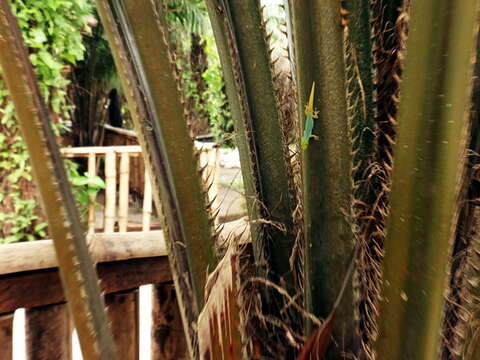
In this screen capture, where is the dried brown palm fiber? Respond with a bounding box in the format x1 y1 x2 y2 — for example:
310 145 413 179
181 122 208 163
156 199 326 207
442 203 480 359
199 245 241 359
352 1 410 359
199 238 260 359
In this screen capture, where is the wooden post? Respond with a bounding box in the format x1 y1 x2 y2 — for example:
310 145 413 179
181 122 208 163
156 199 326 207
151 283 187 359
88 152 96 234
0 312 13 360
25 303 71 360
104 150 117 232
106 290 139 360
143 170 152 232
118 152 130 232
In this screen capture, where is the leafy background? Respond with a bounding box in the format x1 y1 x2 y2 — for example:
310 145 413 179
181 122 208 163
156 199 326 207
0 0 93 243
0 0 230 243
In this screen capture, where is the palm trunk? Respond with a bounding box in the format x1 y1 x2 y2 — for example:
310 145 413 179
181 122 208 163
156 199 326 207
289 0 355 357
442 29 480 360
205 0 297 292
374 0 479 358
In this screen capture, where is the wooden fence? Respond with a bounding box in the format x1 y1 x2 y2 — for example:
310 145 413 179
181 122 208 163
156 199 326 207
0 232 186 359
0 218 250 359
0 143 220 359
61 143 219 233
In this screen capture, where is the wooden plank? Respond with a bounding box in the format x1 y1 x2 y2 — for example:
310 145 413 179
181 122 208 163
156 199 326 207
25 303 71 360
104 150 117 232
0 257 171 314
118 152 130 232
103 124 137 138
88 152 96 234
143 170 153 232
106 290 139 360
0 219 250 276
61 142 213 157
61 145 142 157
0 313 13 360
151 283 187 359
0 231 166 276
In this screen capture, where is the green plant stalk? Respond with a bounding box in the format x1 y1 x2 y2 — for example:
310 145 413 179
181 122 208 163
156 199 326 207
374 0 479 358
0 3 117 359
205 1 296 287
290 0 355 355
95 0 217 356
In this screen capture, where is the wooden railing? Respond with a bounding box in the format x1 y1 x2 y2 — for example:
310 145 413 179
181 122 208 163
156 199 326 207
0 232 186 359
61 143 219 233
0 143 221 359
0 218 250 360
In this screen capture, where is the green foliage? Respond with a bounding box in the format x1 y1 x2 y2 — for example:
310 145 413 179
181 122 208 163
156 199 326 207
165 0 208 36
65 159 105 220
9 0 93 107
203 36 232 146
0 0 94 243
0 197 46 243
164 0 232 145
180 41 232 146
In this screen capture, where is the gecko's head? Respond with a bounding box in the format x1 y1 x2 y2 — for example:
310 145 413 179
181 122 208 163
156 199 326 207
301 139 308 150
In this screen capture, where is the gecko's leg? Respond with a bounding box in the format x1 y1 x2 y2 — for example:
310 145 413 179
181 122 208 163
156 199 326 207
310 135 320 141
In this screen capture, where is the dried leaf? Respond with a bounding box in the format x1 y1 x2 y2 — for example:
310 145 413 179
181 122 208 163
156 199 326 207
296 312 334 360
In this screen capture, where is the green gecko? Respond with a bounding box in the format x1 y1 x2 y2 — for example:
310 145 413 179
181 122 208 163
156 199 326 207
301 82 319 150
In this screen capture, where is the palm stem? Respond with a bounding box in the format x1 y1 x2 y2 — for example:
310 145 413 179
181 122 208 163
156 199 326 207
374 1 479 358
205 0 296 289
289 0 355 356
96 1 217 356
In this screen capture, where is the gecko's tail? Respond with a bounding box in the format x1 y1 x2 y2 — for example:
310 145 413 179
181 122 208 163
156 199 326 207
305 81 316 116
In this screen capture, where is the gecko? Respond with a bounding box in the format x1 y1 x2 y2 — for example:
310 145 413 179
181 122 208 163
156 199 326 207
301 82 319 150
